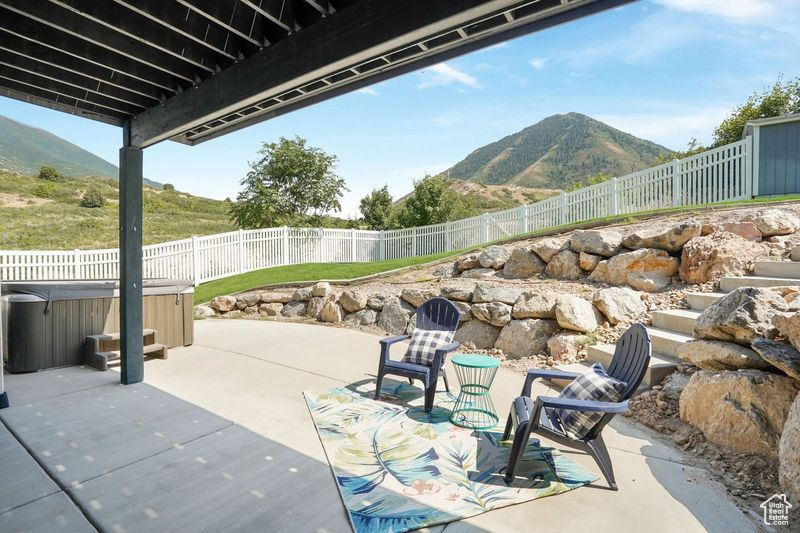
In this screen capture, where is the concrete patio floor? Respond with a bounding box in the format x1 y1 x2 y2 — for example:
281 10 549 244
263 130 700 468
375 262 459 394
0 319 760 532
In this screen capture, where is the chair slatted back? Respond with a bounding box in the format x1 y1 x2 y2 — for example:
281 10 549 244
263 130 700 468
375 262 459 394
606 323 651 400
416 297 460 333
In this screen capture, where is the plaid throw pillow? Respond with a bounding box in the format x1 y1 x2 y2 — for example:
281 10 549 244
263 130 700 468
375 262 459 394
402 328 454 366
556 363 627 439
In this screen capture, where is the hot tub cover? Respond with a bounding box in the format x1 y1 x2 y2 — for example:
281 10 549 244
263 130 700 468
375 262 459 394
1 279 193 304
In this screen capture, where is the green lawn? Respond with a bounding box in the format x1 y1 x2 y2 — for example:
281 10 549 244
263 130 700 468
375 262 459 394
194 251 463 303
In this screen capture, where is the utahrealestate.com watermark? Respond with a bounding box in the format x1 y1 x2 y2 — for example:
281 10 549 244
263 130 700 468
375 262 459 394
761 494 792 527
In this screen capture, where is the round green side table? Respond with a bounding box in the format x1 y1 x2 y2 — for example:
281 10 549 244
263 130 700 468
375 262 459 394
450 354 501 430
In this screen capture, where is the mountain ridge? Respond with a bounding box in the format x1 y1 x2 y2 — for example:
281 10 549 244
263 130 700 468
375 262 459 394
443 112 672 189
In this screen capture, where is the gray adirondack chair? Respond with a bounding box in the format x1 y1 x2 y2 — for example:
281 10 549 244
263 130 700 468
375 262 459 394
374 297 461 413
502 323 651 490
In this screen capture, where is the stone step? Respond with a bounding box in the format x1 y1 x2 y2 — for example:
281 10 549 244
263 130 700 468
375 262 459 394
753 261 800 279
651 309 701 336
586 344 679 387
647 327 693 358
685 292 725 311
719 275 800 292
792 246 800 261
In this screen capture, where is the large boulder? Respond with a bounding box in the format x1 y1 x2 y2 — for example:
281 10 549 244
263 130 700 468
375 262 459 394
679 232 769 284
779 394 800 503
258 303 284 317
311 282 331 298
306 297 325 318
210 295 237 313
694 287 789 345
281 301 307 317
456 255 480 272
502 248 545 278
752 338 800 381
589 248 678 292
339 290 368 313
453 301 472 322
292 288 312 301
544 250 582 280
744 208 800 237
679 369 800 457
461 268 497 279
495 319 560 358
194 305 216 318
401 288 436 308
547 332 589 362
774 312 800 351
343 308 379 326
555 295 601 332
512 292 558 319
260 291 293 304
676 340 771 370
377 301 413 335
478 245 511 269
592 287 646 325
440 286 473 302
579 252 602 272
472 284 524 305
432 262 458 278
320 301 344 323
701 222 763 242
471 302 512 327
621 220 701 253
569 229 622 257
237 292 261 308
530 236 569 263
454 319 501 350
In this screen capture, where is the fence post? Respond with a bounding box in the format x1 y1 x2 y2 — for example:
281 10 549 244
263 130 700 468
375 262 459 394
444 222 451 252
282 226 289 265
350 228 357 262
609 178 618 216
481 213 489 243
559 192 567 226
191 235 200 286
237 229 244 274
411 227 417 257
520 205 529 234
745 134 754 198
379 231 385 261
672 158 681 207
73 249 81 279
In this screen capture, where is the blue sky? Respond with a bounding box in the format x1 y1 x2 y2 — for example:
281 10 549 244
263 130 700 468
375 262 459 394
2 0 799 217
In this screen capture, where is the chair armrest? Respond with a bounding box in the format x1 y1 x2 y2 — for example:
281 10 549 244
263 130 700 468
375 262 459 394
435 341 460 355
430 341 461 370
379 335 410 362
537 395 629 414
521 369 582 397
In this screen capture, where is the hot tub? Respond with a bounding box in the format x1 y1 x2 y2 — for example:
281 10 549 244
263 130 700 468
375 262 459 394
1 279 194 373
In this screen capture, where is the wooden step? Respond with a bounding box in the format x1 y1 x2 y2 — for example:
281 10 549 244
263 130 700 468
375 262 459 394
719 275 800 292
685 292 725 311
86 343 167 371
753 261 800 279
86 328 156 343
651 309 701 336
586 344 679 388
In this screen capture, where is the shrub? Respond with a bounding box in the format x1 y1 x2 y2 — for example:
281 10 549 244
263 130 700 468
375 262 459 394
38 165 60 181
163 183 175 191
80 187 106 208
32 182 58 198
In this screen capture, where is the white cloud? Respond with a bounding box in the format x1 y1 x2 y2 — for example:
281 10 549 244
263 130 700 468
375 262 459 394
653 0 775 21
355 87 379 95
417 63 482 89
529 57 547 71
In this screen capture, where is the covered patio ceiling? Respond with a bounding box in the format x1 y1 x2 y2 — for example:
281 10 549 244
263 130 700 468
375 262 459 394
0 0 632 148
0 0 632 389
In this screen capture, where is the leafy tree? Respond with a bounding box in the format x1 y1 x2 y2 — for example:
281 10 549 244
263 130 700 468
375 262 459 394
565 172 613 192
229 136 347 228
80 187 106 208
713 77 800 147
162 183 175 191
38 165 60 181
396 175 475 227
359 185 395 230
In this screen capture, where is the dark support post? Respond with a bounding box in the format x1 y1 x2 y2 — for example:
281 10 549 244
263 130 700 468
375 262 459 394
119 122 144 385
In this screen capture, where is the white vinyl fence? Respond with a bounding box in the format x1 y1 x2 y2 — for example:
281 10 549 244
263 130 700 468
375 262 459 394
0 138 753 285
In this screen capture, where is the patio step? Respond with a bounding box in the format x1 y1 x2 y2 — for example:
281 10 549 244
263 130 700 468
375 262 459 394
86 343 168 372
792 246 800 261
651 309 701 336
646 327 692 358
685 292 725 311
719 275 800 291
586 344 679 387
753 260 800 278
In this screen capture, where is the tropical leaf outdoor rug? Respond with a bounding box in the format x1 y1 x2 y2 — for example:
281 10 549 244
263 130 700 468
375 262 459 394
303 380 598 533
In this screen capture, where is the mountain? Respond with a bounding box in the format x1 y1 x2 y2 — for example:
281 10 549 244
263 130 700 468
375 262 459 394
443 112 671 189
0 115 162 188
